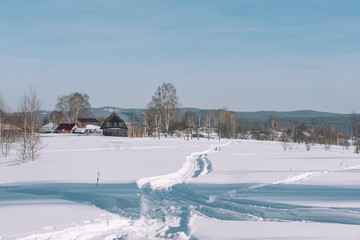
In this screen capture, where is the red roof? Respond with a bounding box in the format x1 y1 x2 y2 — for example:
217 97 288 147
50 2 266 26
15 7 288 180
56 123 76 131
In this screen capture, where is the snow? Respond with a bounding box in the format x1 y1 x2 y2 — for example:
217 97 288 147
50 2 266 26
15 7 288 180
191 217 360 240
1 136 360 239
85 124 100 130
74 128 86 133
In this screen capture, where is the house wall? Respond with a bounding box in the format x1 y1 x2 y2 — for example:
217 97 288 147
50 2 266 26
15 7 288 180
103 128 127 137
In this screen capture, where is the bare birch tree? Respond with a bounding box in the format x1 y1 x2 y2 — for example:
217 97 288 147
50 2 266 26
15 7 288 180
265 118 280 141
16 90 43 162
351 113 360 153
146 83 179 134
0 93 5 155
0 94 8 156
214 108 239 139
0 94 17 157
56 92 90 123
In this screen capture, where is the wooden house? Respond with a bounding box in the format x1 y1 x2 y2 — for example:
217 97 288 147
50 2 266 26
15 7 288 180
101 113 128 137
56 123 77 133
75 118 102 134
76 118 100 128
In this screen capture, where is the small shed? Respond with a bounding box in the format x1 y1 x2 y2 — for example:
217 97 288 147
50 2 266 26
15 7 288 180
56 123 77 133
101 113 128 137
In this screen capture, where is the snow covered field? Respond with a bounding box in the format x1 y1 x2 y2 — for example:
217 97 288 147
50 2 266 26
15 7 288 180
1 135 360 239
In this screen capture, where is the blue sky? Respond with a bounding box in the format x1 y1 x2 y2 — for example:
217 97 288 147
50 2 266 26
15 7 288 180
0 0 359 113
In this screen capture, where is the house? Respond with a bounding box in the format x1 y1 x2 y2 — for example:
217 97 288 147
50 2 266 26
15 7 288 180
74 124 102 135
101 113 128 137
40 122 58 133
74 128 86 134
76 118 100 128
56 123 77 133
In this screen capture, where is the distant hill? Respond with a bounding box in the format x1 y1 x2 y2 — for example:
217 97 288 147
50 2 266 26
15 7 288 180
235 110 349 119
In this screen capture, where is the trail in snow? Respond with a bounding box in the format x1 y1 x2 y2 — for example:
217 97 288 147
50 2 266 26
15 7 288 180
136 143 228 190
237 163 360 193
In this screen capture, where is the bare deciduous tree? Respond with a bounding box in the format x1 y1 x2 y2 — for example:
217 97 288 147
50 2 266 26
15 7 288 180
351 113 360 154
0 93 5 155
50 110 64 124
281 132 290 151
214 108 239 139
265 117 280 141
16 90 43 163
0 94 18 157
146 83 179 134
56 92 90 123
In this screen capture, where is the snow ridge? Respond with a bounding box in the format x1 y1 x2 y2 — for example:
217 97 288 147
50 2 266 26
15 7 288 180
136 143 229 190
272 164 360 185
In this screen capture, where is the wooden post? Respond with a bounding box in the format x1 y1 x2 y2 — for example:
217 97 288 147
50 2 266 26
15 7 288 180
186 117 190 141
155 114 158 139
132 114 135 138
198 116 200 140
219 122 221 141
96 172 100 188
158 114 161 139
143 113 146 137
207 115 210 140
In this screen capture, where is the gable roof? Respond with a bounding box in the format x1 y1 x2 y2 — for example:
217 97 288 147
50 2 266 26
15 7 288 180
101 113 128 129
77 118 99 124
56 123 76 131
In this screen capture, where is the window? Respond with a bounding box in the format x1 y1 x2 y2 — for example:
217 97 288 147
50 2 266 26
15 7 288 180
107 122 111 127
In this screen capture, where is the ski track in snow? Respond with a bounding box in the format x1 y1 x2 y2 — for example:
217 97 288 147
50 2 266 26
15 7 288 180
272 163 360 185
136 143 229 190
3 141 360 240
238 163 360 193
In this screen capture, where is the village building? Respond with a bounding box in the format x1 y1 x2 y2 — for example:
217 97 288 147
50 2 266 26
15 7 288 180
101 113 128 137
40 122 58 133
101 112 147 137
56 123 77 133
76 118 100 128
75 118 102 134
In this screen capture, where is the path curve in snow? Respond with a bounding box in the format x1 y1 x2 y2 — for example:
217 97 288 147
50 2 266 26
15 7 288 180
136 142 231 190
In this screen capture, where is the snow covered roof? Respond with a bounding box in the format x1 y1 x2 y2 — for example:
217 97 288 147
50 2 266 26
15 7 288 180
74 128 86 133
85 124 101 130
41 122 58 130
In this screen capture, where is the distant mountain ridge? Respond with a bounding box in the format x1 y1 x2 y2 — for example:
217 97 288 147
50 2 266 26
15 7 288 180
88 106 350 119
86 107 351 133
